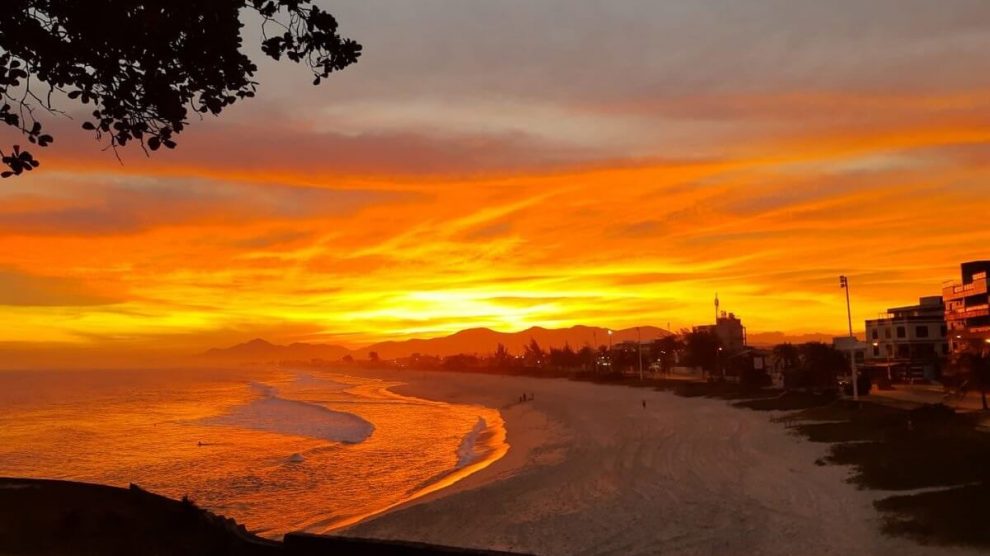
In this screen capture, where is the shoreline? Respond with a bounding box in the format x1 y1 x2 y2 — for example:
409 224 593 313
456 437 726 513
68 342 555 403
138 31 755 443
345 370 983 556
322 375 513 532
334 369 562 531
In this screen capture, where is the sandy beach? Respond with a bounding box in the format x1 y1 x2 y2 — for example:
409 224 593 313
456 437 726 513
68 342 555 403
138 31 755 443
347 371 980 556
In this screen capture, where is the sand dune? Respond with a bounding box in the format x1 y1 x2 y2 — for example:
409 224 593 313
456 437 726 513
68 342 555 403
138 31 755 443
347 371 980 556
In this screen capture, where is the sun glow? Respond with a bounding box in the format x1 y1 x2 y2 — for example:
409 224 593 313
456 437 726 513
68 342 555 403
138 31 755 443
1 4 989 360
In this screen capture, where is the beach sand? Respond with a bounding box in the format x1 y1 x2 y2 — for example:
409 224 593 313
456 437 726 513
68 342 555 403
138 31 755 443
347 371 980 556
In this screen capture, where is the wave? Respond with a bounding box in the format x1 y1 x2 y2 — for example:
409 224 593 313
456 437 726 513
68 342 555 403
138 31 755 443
404 416 501 496
456 417 490 468
204 382 374 444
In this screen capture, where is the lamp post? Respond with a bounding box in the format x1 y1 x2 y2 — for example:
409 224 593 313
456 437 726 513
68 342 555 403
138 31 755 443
840 275 859 400
607 329 613 371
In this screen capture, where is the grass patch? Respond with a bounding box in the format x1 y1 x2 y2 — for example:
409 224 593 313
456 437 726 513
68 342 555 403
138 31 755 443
773 400 990 547
733 391 836 411
875 483 990 548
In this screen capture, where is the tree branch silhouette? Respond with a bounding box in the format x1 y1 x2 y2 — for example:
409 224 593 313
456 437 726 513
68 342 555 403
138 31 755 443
0 1 361 178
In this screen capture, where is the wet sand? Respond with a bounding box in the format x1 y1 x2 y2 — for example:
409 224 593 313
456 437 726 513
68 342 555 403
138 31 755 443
347 370 980 556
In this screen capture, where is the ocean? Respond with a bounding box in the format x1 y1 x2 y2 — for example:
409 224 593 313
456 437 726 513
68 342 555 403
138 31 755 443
0 367 507 537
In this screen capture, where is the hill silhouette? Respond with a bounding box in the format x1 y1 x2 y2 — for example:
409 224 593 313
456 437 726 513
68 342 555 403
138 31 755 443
199 338 351 364
202 325 673 363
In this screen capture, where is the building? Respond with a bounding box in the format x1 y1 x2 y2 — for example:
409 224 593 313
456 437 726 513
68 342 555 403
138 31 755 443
943 261 990 353
694 311 746 352
865 296 948 363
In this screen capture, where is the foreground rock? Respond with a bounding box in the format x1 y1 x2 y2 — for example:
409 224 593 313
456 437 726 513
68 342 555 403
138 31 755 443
0 478 525 556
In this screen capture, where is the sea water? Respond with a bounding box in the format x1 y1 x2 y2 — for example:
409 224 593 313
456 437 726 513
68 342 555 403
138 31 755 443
0 367 507 537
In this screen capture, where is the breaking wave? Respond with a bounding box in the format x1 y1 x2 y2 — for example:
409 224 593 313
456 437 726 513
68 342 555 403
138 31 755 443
204 382 374 444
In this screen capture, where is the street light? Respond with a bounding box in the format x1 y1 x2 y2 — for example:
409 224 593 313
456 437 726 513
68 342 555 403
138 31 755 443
607 329 613 370
840 275 860 400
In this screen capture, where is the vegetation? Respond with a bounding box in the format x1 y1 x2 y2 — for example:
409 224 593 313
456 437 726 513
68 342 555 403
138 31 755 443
0 478 517 555
949 352 990 410
680 328 721 375
776 401 990 548
0 1 360 177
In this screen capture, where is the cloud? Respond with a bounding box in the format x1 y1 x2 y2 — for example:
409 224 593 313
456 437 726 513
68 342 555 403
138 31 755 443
0 176 412 236
0 268 120 307
0 0 989 351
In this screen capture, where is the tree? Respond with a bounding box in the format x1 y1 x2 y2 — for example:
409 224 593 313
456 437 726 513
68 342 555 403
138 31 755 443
443 353 480 371
492 343 511 369
548 343 577 370
0 1 361 177
681 329 721 376
523 338 545 368
955 352 990 410
651 335 683 374
368 351 379 363
792 342 847 392
577 344 595 371
771 343 800 373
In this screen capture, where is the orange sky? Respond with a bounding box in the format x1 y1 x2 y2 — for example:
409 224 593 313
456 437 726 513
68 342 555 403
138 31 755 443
1 1 989 356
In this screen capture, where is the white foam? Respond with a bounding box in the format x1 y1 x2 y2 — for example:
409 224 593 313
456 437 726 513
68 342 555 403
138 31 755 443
205 383 374 444
456 417 489 468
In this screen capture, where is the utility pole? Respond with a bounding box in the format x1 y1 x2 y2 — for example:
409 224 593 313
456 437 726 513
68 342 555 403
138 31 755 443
637 326 644 380
840 275 859 400
608 329 613 371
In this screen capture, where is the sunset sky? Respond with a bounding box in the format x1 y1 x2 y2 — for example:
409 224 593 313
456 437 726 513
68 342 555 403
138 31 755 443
1 0 989 357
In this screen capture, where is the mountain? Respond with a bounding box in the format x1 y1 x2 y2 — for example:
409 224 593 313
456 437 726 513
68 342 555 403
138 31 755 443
353 325 672 359
200 326 843 365
199 325 674 364
198 338 351 364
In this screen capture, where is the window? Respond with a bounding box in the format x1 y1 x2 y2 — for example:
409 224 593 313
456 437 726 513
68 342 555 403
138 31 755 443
916 326 929 338
897 344 910 357
873 346 880 356
940 325 947 337
886 344 893 356
871 329 878 339
896 326 906 338
885 328 891 339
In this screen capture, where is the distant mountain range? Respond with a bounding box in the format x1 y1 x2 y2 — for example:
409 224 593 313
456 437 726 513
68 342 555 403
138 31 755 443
199 325 672 363
199 325 840 364
199 338 352 364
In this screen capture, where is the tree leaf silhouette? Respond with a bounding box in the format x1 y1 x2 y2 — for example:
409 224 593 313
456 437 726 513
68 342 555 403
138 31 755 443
0 1 361 178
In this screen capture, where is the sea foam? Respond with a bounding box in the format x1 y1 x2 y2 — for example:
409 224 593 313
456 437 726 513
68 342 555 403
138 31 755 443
205 382 374 444
456 417 490 468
